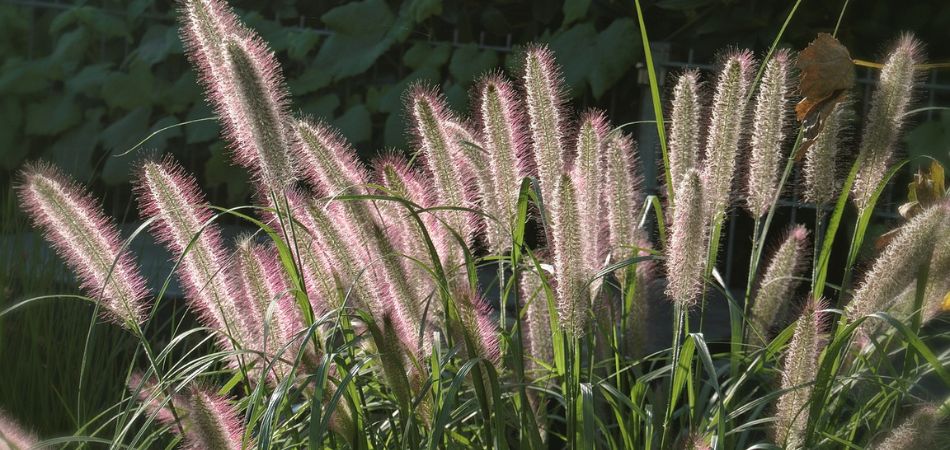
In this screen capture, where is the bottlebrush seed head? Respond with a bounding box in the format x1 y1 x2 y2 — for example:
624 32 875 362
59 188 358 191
775 298 826 449
135 158 243 347
524 45 568 223
187 386 248 450
552 173 587 336
872 405 941 449
476 74 532 253
521 269 554 378
748 225 809 345
127 372 183 428
922 218 950 322
668 70 702 191
702 50 755 221
17 163 148 328
453 286 501 368
0 408 38 450
179 0 294 191
853 34 922 211
409 85 474 248
293 118 370 197
572 111 610 275
372 153 452 270
847 203 947 323
747 50 791 216
234 236 307 382
665 169 708 308
602 132 644 265
804 100 852 205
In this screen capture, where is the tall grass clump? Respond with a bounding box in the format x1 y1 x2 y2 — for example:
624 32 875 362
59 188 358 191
3 1 948 448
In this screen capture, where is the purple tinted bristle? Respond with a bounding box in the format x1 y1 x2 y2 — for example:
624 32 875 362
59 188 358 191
293 118 371 197
179 0 294 190
127 372 181 426
17 162 149 328
135 157 244 350
187 385 249 450
0 407 39 449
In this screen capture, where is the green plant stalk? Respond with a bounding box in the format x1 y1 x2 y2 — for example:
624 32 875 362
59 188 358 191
633 0 674 204
834 160 910 304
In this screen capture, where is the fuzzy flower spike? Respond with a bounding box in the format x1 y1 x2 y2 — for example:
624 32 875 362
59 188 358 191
476 74 531 253
409 86 476 251
668 70 702 191
665 169 708 308
774 298 826 448
18 163 148 328
746 50 791 216
702 50 755 222
0 408 39 450
524 46 569 226
129 375 250 450
846 202 948 324
135 158 245 350
179 0 295 191
852 35 922 211
748 225 809 344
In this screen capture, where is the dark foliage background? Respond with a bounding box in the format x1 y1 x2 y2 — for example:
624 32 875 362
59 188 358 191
1 0 950 438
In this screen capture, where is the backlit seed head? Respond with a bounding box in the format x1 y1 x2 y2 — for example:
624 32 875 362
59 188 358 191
774 298 826 448
0 408 38 450
853 35 922 211
847 203 947 323
804 100 852 205
552 174 587 336
665 169 708 308
747 50 791 216
748 225 809 345
668 70 702 191
18 163 148 328
871 405 941 449
135 158 243 349
702 50 755 221
524 45 569 226
475 73 532 252
179 0 295 191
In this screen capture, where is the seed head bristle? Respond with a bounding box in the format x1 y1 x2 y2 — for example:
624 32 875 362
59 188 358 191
748 224 809 345
847 203 947 324
17 162 149 328
665 169 708 308
668 70 702 191
524 45 569 231
747 50 791 216
804 100 852 205
552 173 587 336
853 34 923 211
774 298 826 449
476 73 532 252
702 50 755 221
179 0 295 191
0 408 38 450
135 157 244 350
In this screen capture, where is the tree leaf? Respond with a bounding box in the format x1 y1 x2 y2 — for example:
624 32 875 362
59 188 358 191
404 42 452 71
449 44 498 84
100 63 155 110
562 0 591 26
333 104 372 144
25 95 81 136
0 99 25 170
206 142 250 204
100 107 151 184
47 120 100 181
